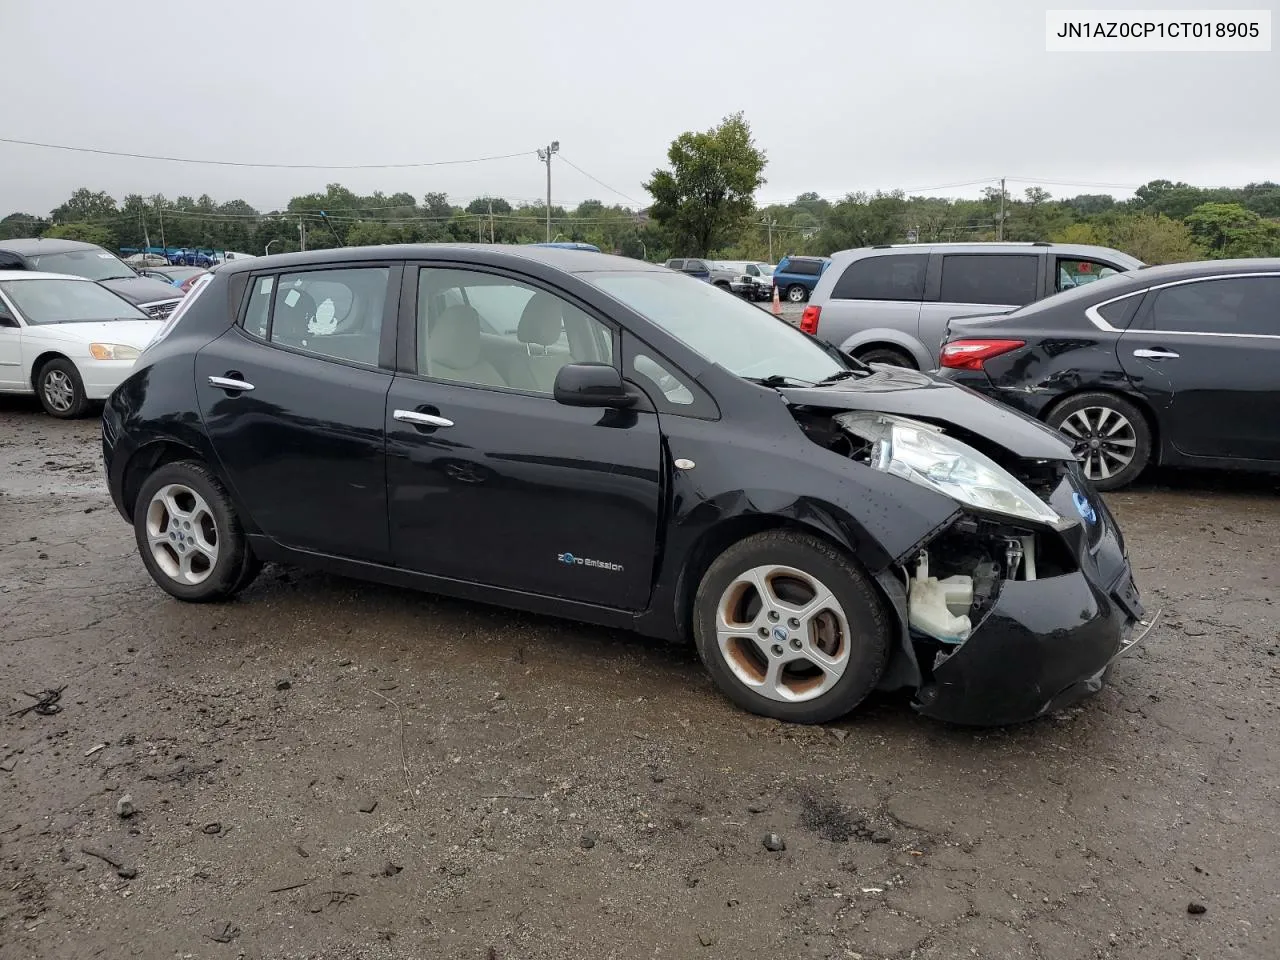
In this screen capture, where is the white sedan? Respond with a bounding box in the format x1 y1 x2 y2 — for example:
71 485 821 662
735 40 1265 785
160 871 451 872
0 270 164 418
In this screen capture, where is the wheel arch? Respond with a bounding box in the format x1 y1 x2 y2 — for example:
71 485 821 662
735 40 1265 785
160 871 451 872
1042 387 1162 466
838 331 930 370
29 350 73 390
119 439 207 524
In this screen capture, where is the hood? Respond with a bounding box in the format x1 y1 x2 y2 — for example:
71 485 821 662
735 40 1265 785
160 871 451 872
33 319 165 350
780 366 1074 461
99 276 183 305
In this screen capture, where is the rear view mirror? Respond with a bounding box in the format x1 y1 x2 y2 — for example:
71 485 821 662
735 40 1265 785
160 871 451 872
554 362 636 408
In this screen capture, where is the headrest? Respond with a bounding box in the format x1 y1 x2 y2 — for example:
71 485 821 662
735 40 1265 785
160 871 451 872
273 288 317 338
517 292 563 347
430 304 482 370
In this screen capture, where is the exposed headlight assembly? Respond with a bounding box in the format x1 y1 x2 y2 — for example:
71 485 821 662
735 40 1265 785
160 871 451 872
835 411 1061 526
88 343 140 361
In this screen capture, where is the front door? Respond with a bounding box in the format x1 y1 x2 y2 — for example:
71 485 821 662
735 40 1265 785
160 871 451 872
385 264 663 610
1119 274 1280 462
0 292 24 390
193 264 400 561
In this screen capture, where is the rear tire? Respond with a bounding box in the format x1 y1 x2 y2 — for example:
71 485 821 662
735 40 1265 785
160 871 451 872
133 460 260 602
786 284 808 303
692 530 892 724
857 347 916 369
1045 392 1151 491
35 358 89 419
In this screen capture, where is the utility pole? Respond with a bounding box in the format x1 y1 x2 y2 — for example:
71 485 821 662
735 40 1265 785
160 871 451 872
488 199 494 243
762 216 777 262
997 177 1006 241
156 201 166 253
299 217 306 252
536 141 559 242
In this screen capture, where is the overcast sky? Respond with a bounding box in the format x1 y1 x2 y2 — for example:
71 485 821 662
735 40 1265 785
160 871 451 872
3 0 1277 217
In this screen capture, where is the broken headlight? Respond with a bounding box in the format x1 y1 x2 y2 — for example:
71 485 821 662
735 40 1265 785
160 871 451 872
834 412 1061 526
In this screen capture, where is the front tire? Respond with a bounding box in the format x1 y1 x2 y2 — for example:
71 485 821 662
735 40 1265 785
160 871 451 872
36 358 89 419
857 347 915 369
692 531 892 724
785 284 808 303
1045 392 1151 491
133 461 260 602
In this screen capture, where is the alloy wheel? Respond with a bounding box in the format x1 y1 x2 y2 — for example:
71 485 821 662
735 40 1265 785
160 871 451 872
1057 405 1137 482
715 564 851 703
144 483 220 585
42 370 75 413
787 286 806 303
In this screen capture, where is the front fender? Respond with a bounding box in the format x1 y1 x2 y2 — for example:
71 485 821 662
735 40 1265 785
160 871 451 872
839 329 932 370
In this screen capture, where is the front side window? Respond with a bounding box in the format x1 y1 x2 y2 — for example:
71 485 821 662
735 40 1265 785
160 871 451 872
417 268 613 394
1057 257 1122 292
587 270 844 385
1143 277 1280 335
831 253 928 301
940 254 1039 306
267 267 388 366
0 278 149 325
28 249 137 282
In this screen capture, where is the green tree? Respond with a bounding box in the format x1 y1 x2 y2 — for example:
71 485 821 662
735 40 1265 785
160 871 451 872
1052 222 1111 246
644 112 767 256
44 222 115 246
1185 202 1280 258
1108 214 1205 264
0 212 47 240
49 188 118 224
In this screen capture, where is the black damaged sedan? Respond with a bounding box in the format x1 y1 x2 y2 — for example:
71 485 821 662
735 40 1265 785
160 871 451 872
102 245 1154 726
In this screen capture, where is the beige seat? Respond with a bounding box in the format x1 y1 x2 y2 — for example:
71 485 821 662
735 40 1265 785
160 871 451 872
426 304 505 387
517 292 570 393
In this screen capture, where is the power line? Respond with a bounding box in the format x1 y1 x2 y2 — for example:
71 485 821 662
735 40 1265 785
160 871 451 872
557 155 645 207
0 136 537 170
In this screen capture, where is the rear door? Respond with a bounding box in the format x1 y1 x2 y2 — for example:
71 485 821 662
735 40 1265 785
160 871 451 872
823 252 927 352
1118 274 1280 461
193 263 400 562
921 253 1041 365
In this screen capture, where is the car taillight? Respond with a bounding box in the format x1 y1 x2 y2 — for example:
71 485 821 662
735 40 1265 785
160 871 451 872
939 338 1025 371
800 305 821 334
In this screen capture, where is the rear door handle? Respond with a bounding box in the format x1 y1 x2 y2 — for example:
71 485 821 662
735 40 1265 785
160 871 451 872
1132 348 1179 360
393 409 454 428
208 375 255 391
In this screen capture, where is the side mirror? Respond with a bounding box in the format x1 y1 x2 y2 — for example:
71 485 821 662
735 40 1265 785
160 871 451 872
554 362 636 408
0 308 18 328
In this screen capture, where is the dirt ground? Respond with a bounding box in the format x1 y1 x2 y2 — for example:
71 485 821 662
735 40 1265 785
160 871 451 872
2 396 1278 960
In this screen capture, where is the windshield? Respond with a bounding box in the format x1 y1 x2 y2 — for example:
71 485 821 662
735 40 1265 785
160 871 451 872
28 249 137 281
0 279 149 325
586 270 846 384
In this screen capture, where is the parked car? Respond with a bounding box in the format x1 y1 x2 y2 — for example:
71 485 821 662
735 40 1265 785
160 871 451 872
772 255 831 303
102 244 1151 727
664 258 740 290
124 252 171 268
0 270 162 417
937 258 1280 490
0 239 184 322
800 242 1143 369
719 261 775 300
139 265 209 293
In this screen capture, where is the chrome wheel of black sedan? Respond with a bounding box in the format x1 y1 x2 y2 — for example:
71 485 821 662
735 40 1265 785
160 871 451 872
103 245 1149 726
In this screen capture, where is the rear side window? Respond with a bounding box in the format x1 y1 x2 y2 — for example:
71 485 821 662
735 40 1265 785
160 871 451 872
1140 277 1280 335
266 267 389 366
831 254 927 301
940 254 1039 306
1095 294 1142 328
784 259 823 276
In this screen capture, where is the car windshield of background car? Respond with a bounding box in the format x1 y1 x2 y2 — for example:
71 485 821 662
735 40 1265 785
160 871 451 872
28 250 137 282
588 270 845 384
0 279 150 325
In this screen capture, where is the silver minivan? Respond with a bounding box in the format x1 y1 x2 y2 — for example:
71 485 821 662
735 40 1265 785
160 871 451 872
799 242 1144 369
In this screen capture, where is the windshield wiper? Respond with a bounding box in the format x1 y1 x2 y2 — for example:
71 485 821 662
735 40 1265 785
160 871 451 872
746 374 815 387
814 369 870 385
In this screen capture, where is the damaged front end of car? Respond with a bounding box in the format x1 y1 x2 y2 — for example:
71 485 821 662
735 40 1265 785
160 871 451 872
783 378 1156 726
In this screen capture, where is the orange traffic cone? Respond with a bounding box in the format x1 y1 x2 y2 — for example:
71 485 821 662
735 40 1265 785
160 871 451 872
771 285 782 316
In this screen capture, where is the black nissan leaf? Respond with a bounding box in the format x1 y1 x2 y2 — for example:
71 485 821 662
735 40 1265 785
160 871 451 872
102 245 1155 726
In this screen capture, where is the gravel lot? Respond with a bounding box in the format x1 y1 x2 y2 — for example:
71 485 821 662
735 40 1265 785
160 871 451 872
2 396 1278 960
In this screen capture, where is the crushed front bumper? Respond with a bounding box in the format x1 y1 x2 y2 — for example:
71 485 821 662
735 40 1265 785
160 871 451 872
910 473 1153 726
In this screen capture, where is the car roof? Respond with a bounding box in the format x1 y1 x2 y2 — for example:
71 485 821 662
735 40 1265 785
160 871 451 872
827 241 1143 264
0 237 101 255
0 269 91 282
213 243 664 276
1089 257 1280 288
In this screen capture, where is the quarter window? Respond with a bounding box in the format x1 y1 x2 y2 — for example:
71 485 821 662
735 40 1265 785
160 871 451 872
266 268 389 366
830 254 928 301
416 268 614 394
1143 277 1280 335
939 254 1039 306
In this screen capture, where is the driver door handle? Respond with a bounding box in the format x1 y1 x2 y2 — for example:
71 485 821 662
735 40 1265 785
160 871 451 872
1133 348 1179 360
208 375 255 391
394 409 454 428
